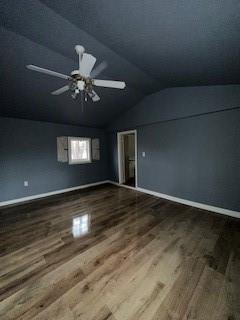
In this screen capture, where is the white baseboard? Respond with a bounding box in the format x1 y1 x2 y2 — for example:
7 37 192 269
0 180 109 207
108 181 240 219
2 180 239 219
107 180 137 191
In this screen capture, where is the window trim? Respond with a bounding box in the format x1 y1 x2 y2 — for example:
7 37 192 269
68 137 92 164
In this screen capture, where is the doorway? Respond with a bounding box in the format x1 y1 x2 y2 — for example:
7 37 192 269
117 130 137 188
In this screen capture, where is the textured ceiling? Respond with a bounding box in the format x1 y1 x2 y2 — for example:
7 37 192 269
0 1 240 127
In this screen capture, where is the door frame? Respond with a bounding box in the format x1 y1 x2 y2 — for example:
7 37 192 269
117 129 138 188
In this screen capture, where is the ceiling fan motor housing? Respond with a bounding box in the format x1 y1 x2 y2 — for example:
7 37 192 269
71 70 81 77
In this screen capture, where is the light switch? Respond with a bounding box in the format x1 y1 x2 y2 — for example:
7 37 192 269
142 152 146 157
24 181 28 187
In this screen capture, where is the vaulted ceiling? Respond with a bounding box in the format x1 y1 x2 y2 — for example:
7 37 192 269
0 1 240 127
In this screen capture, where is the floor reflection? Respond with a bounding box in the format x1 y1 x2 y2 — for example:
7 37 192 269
72 214 90 238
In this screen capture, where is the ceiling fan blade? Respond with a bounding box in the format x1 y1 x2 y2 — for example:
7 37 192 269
90 61 107 78
51 85 69 95
88 90 100 102
79 53 96 77
26 65 70 80
93 79 126 89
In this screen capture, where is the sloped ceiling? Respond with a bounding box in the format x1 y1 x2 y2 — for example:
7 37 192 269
0 1 240 127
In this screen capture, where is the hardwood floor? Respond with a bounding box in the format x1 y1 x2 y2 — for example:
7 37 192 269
0 184 240 320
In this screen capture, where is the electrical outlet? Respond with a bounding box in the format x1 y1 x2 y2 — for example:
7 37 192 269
24 181 28 187
142 152 146 157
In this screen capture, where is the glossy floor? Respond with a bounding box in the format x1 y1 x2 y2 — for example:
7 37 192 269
0 184 240 320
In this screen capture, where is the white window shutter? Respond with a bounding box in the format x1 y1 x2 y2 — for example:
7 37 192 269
57 136 68 162
92 138 100 160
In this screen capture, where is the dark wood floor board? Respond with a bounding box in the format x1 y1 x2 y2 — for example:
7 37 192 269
0 184 239 320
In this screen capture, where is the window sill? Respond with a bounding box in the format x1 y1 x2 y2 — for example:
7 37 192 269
69 161 92 165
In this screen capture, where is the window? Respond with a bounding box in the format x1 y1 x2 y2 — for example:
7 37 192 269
68 137 91 164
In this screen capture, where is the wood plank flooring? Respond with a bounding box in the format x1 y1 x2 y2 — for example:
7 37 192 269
0 184 240 320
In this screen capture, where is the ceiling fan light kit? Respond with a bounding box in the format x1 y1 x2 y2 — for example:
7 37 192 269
26 45 126 105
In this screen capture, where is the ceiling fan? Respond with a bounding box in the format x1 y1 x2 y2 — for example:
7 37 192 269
26 45 126 103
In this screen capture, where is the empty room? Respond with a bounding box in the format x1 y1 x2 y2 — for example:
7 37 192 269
0 1 240 319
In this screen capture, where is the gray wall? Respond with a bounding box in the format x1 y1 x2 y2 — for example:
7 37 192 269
0 117 108 202
108 85 240 211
